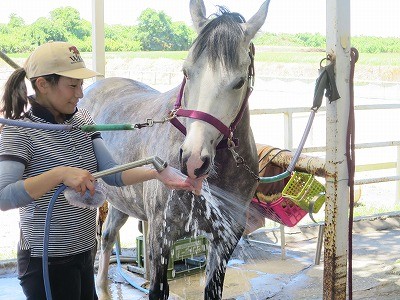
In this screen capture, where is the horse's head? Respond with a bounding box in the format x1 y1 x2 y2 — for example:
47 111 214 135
177 0 271 179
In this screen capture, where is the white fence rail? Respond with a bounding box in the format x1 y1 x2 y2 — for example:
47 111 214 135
250 103 400 201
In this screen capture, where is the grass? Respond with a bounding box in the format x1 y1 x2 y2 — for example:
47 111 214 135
254 50 400 67
104 50 400 67
105 51 188 60
354 203 400 218
254 51 325 64
355 52 400 66
5 48 400 67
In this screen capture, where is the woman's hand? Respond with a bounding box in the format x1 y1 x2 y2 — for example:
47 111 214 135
24 166 96 200
59 167 96 196
155 165 203 194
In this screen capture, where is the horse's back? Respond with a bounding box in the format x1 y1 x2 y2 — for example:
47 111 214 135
85 77 160 98
79 76 182 164
81 77 162 118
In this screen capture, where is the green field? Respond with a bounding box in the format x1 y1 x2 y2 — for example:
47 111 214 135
103 46 400 66
6 48 400 67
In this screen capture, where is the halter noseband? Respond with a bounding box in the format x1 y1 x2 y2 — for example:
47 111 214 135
169 43 255 149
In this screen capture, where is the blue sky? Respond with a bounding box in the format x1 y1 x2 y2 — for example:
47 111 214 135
1 0 399 37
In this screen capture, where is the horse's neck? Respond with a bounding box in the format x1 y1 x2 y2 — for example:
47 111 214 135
235 106 255 150
214 105 258 182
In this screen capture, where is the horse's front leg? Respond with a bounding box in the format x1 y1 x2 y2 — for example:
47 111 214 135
147 210 176 300
204 226 243 299
147 220 175 300
96 206 129 300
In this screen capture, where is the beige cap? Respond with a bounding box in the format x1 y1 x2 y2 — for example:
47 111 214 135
24 41 101 79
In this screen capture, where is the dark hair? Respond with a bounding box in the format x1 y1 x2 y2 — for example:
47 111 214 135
0 69 60 120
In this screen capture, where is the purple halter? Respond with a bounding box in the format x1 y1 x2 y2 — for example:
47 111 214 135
169 43 255 149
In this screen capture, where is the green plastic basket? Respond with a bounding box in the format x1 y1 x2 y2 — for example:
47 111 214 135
136 235 207 280
282 172 326 213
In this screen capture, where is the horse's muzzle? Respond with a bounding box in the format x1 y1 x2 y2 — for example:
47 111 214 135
180 148 211 178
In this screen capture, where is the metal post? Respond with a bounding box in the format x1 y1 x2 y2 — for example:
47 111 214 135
324 0 351 299
92 0 105 80
284 111 293 150
396 146 400 203
279 224 286 260
279 112 294 260
315 224 325 265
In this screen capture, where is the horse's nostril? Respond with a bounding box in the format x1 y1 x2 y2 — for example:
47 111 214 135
195 156 210 177
179 148 183 162
180 148 189 176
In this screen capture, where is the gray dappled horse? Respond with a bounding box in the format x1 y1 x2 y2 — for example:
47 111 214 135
80 0 271 299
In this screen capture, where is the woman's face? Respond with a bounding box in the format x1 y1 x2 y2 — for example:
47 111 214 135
38 76 84 119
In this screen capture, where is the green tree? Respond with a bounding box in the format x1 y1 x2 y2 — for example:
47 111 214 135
171 22 195 50
0 24 8 34
28 17 67 45
137 9 174 51
104 24 141 51
8 13 25 28
50 7 90 39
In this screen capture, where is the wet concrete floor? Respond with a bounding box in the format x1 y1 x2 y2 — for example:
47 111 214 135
2 214 400 299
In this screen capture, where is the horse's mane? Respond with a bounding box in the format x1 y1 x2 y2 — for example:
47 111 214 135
192 6 246 69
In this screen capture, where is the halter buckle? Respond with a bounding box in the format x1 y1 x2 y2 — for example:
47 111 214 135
168 108 179 120
227 132 236 148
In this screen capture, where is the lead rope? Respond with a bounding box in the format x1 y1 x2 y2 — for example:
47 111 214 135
347 47 359 300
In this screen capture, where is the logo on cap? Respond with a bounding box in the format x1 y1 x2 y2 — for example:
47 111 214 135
69 46 83 64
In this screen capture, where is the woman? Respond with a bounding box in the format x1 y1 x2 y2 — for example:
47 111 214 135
0 41 200 299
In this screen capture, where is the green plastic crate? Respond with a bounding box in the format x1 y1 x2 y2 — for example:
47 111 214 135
136 235 208 280
282 171 326 213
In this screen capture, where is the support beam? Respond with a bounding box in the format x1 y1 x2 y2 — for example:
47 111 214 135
324 0 351 299
92 0 105 80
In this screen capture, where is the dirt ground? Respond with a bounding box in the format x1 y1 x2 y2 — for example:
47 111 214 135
239 215 400 300
2 214 400 299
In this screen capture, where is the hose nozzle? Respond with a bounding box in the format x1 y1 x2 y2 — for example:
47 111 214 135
151 156 168 172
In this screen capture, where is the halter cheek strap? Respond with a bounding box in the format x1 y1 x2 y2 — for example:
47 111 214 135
169 43 255 149
169 77 244 149
170 76 233 138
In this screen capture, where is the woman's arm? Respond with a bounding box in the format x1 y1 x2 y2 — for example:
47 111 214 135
92 138 200 191
0 159 96 211
0 161 32 211
23 166 96 199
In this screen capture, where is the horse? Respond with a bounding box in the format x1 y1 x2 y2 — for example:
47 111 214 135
79 0 271 299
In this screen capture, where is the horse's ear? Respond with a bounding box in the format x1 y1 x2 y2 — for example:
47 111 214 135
242 0 271 44
190 0 208 33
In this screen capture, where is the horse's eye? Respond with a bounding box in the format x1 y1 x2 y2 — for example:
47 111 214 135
233 78 245 90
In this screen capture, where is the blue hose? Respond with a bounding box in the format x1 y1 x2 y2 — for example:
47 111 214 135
259 170 291 183
43 184 67 300
0 118 74 131
114 241 149 294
